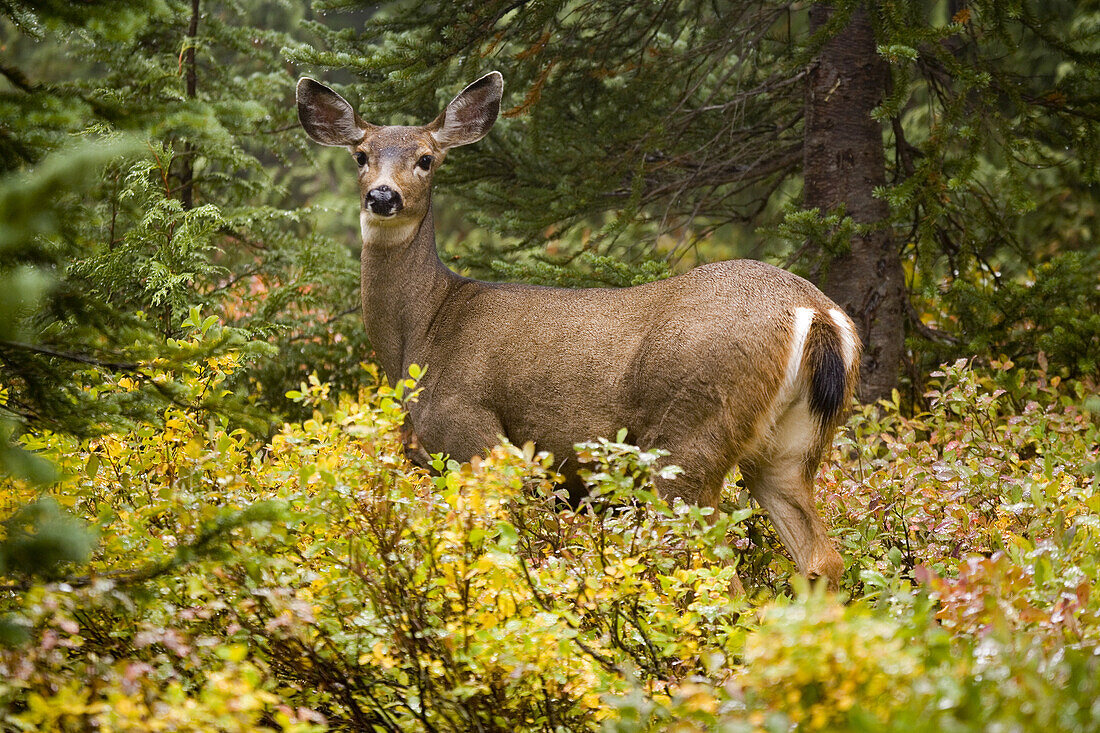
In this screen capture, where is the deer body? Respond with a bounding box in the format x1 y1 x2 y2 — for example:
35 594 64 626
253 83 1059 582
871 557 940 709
298 72 861 588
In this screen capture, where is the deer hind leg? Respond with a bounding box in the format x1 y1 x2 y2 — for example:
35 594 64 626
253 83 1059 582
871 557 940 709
742 401 844 589
400 421 433 469
652 447 745 596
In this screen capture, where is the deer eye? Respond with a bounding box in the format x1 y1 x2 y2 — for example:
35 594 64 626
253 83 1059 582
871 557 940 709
355 151 367 167
416 154 433 171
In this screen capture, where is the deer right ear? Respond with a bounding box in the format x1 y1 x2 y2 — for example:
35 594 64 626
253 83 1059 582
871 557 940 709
296 78 370 147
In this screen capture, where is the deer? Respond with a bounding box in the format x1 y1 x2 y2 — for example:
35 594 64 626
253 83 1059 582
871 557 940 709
296 71 861 591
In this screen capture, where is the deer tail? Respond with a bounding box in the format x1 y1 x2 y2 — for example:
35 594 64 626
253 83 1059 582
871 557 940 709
801 308 861 427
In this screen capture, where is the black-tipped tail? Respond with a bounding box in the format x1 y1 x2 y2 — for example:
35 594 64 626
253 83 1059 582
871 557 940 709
804 317 849 426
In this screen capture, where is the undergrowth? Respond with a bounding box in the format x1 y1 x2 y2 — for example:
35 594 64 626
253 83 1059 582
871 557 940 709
1 339 1098 731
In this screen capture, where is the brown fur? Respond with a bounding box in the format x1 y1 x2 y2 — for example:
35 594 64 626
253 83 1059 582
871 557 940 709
297 73 862 590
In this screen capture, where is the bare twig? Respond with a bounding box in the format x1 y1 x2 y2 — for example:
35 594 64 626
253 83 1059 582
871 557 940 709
905 299 961 345
0 340 140 371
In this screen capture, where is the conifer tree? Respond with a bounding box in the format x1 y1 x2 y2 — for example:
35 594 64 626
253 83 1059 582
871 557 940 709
0 0 372 443
297 0 1100 395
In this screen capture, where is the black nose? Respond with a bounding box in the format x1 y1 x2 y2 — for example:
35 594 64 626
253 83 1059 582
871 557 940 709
366 185 403 216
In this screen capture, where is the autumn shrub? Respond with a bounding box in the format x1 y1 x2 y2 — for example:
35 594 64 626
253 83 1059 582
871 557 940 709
816 359 1100 645
1 344 1098 731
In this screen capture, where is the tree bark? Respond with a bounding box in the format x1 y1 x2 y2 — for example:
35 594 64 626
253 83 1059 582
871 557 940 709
179 0 200 210
804 4 905 401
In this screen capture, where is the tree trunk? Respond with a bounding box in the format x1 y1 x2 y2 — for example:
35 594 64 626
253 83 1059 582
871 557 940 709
179 0 200 210
804 4 905 401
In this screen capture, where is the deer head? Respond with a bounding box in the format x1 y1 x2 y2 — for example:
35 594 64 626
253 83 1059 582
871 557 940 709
296 72 503 242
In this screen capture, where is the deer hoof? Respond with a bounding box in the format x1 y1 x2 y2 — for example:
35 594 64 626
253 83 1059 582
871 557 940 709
807 549 845 591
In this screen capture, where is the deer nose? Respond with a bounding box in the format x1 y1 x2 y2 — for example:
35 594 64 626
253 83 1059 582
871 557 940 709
366 185 403 216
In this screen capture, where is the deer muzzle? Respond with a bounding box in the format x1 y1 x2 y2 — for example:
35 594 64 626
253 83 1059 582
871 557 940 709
366 185 403 217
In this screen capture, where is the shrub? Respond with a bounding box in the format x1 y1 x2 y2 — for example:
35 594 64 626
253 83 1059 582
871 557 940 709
1 352 1097 730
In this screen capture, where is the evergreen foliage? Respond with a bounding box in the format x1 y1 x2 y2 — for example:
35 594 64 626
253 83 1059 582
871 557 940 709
0 0 367 622
0 0 370 445
292 0 806 263
297 0 1100 377
866 0 1100 379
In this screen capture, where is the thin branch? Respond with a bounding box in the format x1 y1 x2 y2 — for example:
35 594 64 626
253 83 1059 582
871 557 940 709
905 298 961 345
0 62 37 92
178 0 201 210
255 122 301 135
283 306 360 343
0 340 140 371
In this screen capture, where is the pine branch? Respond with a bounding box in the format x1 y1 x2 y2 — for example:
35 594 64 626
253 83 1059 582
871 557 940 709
905 300 961 346
0 62 37 92
0 341 140 371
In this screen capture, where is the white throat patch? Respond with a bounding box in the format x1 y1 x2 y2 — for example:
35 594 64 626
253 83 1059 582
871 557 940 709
360 210 418 248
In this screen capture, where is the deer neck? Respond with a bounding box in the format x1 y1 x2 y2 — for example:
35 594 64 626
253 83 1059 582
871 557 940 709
359 201 458 383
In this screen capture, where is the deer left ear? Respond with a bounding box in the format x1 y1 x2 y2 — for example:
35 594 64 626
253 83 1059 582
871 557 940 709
428 71 503 149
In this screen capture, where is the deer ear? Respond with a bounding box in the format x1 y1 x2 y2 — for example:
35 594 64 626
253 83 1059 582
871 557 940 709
296 78 371 147
428 71 503 149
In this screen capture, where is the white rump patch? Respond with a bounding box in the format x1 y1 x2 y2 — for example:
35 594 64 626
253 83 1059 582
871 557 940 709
741 306 817 461
770 398 817 460
784 307 816 394
828 308 856 371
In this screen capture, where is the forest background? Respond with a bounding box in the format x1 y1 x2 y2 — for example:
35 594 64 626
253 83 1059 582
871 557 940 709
1 0 1098 730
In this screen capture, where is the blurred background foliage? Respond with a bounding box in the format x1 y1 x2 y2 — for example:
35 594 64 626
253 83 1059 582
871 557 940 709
0 0 369 449
292 0 1099 392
